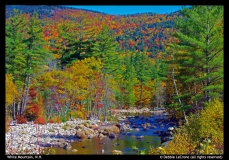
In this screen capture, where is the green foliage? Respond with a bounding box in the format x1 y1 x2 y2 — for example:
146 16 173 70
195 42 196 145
167 5 223 110
60 116 68 123
107 116 118 123
132 146 138 151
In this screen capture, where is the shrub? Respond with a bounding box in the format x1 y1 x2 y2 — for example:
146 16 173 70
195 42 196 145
70 110 84 119
48 116 61 123
16 115 27 124
60 116 68 122
148 99 224 155
5 116 10 132
34 116 46 125
24 105 39 121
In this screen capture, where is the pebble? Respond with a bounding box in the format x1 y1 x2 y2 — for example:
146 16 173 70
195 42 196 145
5 119 101 154
72 149 78 152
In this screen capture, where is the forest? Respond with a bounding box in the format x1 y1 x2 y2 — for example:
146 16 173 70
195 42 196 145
5 5 223 155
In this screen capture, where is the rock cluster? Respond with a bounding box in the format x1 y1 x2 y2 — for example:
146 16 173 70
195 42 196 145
5 119 122 155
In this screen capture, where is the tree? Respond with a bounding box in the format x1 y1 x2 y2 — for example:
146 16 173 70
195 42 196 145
133 52 152 108
53 15 95 70
6 10 50 116
170 6 223 108
6 74 19 118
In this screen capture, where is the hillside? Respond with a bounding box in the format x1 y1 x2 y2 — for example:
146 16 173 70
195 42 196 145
5 5 180 57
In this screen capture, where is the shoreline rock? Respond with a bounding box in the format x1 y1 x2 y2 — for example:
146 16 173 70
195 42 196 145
5 118 125 155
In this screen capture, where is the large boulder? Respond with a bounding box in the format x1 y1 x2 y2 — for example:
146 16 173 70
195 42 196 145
98 124 120 134
83 128 94 135
75 124 85 130
98 133 105 138
75 130 87 139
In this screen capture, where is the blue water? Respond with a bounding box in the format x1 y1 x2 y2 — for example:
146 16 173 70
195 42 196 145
53 113 177 155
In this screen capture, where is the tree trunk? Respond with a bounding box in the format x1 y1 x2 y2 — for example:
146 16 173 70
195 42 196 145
194 82 198 108
21 75 31 115
12 99 15 120
206 16 211 102
171 53 189 125
140 83 143 109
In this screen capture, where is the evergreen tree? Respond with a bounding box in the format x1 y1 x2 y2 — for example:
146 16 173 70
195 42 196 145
133 52 152 108
123 52 137 107
168 5 223 110
6 10 50 115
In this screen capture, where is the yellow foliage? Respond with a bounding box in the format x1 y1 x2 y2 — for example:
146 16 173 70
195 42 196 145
5 74 19 107
149 99 224 155
70 110 84 119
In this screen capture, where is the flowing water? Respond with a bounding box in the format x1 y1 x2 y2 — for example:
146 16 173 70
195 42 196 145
52 113 176 155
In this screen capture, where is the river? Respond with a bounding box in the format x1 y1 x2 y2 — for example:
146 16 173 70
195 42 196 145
52 113 176 155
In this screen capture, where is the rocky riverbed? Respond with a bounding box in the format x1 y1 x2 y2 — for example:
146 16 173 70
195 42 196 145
5 108 178 155
5 119 113 154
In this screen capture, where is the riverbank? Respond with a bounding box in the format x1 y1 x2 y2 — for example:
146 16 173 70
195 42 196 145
111 107 167 114
5 119 102 154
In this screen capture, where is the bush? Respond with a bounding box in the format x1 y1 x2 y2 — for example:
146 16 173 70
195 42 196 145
60 116 68 122
70 110 84 119
148 99 224 155
24 105 39 121
16 115 27 124
48 116 61 123
34 116 46 125
6 117 10 132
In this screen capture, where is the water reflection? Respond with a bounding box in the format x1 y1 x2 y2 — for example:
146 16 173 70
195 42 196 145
53 113 171 155
53 135 160 155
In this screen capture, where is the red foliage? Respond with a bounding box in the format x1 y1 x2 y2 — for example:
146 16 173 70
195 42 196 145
16 115 27 124
98 103 104 108
29 87 36 99
34 117 46 125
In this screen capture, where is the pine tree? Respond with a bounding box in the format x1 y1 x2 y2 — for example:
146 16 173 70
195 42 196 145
90 25 119 75
123 52 137 107
54 16 95 70
133 52 152 108
168 5 223 110
6 10 50 115
6 9 27 80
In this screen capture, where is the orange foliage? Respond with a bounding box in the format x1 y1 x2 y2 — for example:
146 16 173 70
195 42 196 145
48 116 61 123
34 117 46 125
